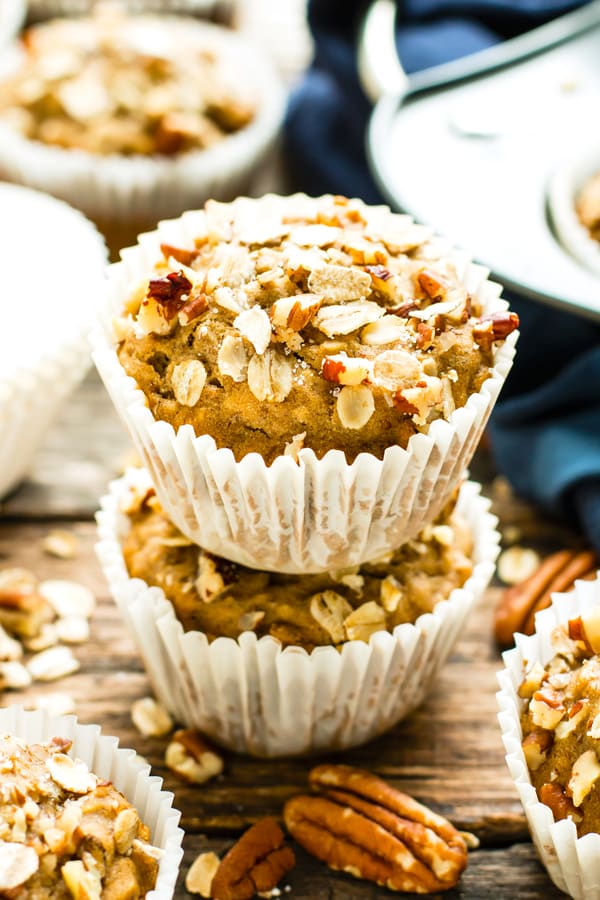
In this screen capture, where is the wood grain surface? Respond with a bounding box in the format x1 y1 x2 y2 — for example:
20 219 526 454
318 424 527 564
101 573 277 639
0 371 574 898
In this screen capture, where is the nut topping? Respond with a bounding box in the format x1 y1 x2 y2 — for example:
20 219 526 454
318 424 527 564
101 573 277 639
165 729 223 784
131 696 174 737
147 271 193 320
47 753 98 794
284 765 468 893
321 353 372 386
0 842 39 890
569 607 600 654
568 749 600 807
314 300 384 337
472 311 519 351
539 782 582 823
270 294 323 331
210 818 295 900
217 335 249 383
234 307 272 355
309 591 352 643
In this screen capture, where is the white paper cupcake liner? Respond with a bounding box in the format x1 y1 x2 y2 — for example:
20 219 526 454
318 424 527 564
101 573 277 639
497 577 600 899
0 0 24 46
96 471 500 757
0 19 284 225
91 206 516 573
0 184 107 499
0 705 183 898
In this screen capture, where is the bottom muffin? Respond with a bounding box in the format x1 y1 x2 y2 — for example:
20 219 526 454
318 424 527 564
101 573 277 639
97 470 499 756
122 484 474 650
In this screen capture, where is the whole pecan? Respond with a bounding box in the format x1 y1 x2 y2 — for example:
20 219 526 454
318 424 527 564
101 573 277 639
210 818 295 900
494 549 598 647
284 765 468 894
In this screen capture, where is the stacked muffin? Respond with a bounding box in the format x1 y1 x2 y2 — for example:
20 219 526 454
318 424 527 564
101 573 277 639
95 193 516 755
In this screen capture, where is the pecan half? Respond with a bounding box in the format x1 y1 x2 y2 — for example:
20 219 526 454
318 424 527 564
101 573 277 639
210 818 295 900
494 549 598 647
284 765 468 893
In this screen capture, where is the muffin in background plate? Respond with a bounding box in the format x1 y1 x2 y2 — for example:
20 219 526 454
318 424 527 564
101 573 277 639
577 171 600 244
92 193 516 572
121 479 474 648
96 469 500 756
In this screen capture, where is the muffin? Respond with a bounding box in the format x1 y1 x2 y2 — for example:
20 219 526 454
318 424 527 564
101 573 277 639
92 193 517 572
577 171 600 244
0 10 283 251
498 581 600 900
122 479 474 649
0 183 107 499
96 469 500 756
0 706 183 898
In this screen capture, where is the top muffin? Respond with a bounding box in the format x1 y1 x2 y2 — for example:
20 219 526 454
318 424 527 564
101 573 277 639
0 8 255 156
115 194 518 464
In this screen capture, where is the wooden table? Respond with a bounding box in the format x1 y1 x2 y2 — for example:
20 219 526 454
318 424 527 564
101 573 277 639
0 370 579 899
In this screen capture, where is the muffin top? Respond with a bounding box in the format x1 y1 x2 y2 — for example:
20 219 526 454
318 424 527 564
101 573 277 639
520 607 600 837
577 171 600 243
0 8 255 156
121 477 474 650
0 734 160 897
115 194 518 463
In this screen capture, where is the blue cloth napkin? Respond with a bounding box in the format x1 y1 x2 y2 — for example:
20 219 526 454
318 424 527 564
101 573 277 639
285 0 600 552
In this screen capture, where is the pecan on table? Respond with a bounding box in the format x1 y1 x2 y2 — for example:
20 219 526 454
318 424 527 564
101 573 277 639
284 764 468 894
494 549 598 647
210 817 295 900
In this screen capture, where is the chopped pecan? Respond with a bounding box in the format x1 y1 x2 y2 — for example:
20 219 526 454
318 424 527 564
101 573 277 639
568 606 600 654
417 270 446 299
493 549 597 647
472 311 519 350
160 243 199 267
284 765 468 893
538 782 582 823
179 293 209 326
210 818 295 900
147 271 193 320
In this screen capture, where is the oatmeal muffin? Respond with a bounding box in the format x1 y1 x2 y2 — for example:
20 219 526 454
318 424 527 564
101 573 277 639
121 481 474 649
0 734 161 897
115 193 518 464
0 8 255 157
576 171 600 243
519 608 600 837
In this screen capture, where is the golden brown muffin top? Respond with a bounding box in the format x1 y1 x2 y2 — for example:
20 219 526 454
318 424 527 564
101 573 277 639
0 734 160 897
121 478 474 650
115 194 518 463
520 607 600 837
0 8 255 156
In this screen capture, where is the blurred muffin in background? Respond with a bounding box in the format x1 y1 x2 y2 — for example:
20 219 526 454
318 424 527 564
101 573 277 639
0 6 284 255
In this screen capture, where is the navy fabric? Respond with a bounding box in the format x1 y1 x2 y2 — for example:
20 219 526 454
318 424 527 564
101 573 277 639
285 0 600 552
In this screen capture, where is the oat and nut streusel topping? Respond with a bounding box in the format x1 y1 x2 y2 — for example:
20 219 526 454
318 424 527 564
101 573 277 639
0 735 160 898
0 9 255 156
116 194 518 463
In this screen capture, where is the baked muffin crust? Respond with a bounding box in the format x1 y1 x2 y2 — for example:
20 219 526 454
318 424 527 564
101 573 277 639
115 194 518 463
121 482 474 650
0 734 160 898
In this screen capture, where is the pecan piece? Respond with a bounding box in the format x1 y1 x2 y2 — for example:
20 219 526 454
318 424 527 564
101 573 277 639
494 549 598 647
472 311 519 350
210 818 295 900
147 271 193 320
284 765 468 893
160 243 198 267
538 782 582 824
